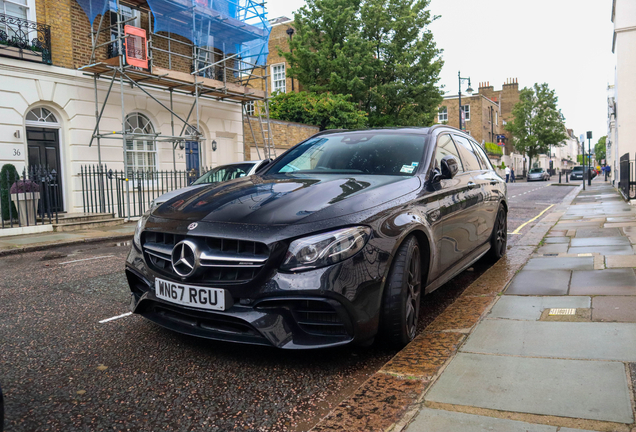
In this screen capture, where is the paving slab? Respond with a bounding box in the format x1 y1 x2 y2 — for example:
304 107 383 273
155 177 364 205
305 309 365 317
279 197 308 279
523 257 593 271
570 269 636 296
568 245 635 255
592 296 636 322
404 408 557 432
575 228 622 238
543 237 571 244
425 353 633 423
606 255 636 268
505 270 571 295
488 296 590 320
570 237 631 247
536 244 569 254
461 320 636 361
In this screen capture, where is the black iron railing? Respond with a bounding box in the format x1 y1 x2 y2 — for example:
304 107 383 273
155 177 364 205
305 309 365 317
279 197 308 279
1 166 59 229
80 166 210 219
0 13 52 64
619 153 635 201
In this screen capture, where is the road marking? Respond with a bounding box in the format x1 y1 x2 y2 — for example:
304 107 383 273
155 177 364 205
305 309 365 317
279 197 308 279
59 255 115 265
99 312 132 324
510 204 555 235
511 195 517 198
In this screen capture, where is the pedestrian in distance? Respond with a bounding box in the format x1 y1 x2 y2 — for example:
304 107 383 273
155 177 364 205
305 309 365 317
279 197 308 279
505 165 511 183
510 167 516 183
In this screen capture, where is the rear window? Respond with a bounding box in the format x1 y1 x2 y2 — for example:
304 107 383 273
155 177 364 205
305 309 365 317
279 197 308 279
193 163 255 184
268 132 426 176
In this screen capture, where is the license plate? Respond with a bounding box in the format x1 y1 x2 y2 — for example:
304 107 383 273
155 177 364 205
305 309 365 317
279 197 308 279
154 278 225 311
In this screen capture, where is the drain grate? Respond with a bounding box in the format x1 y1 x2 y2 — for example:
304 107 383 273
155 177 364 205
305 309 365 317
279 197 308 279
543 253 559 256
549 308 576 316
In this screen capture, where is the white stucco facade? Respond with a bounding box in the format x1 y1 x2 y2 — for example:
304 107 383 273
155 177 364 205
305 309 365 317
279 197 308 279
0 57 245 214
612 0 636 186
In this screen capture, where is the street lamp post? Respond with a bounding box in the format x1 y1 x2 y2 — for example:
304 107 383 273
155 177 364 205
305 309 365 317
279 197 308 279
286 27 295 92
587 131 593 186
458 71 473 131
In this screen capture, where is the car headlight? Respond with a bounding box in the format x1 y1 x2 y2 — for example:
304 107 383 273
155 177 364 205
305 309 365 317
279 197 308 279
280 226 372 272
133 215 147 249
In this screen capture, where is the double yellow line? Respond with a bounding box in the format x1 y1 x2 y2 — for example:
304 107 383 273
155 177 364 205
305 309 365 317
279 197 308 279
509 204 554 235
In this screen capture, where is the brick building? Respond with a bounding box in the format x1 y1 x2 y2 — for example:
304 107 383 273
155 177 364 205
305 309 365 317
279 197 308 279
436 79 520 155
0 0 273 215
243 16 318 160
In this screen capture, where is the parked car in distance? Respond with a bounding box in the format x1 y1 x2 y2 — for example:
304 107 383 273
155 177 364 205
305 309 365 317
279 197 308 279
527 167 550 182
126 126 508 349
569 165 596 181
150 160 271 208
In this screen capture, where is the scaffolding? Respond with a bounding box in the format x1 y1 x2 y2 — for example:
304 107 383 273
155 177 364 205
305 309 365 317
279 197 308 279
76 0 275 218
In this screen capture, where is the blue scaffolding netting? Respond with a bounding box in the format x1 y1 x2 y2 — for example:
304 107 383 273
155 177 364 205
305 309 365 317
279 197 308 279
77 0 270 67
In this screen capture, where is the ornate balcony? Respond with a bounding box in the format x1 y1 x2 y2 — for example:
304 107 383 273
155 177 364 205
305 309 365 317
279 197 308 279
0 13 52 65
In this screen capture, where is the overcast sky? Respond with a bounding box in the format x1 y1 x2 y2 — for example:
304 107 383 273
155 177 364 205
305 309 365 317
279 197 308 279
266 0 616 144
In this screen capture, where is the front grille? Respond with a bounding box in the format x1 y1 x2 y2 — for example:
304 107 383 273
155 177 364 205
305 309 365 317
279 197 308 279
142 232 269 283
293 300 348 336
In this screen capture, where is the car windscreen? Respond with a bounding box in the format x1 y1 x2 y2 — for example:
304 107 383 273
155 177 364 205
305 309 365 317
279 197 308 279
193 163 255 184
572 167 584 172
267 133 426 176
529 168 543 173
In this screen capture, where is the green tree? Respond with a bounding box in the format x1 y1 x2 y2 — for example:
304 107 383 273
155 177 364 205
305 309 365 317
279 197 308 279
283 0 443 127
269 91 368 130
505 83 568 169
594 136 607 163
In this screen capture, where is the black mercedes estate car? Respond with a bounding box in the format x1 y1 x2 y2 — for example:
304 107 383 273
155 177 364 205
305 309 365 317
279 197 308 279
126 126 507 349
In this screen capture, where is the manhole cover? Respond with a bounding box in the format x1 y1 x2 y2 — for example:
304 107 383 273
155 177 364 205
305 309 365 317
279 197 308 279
549 308 576 316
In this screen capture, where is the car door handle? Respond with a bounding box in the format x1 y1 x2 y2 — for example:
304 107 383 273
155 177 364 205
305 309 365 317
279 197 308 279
467 181 476 187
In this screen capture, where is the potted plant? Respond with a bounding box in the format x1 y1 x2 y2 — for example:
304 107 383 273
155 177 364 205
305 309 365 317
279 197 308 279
10 179 40 226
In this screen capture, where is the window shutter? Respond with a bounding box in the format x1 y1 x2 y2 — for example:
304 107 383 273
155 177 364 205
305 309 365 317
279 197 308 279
124 25 148 69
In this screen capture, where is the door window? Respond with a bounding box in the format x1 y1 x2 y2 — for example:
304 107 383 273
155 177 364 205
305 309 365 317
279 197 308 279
452 135 481 172
470 140 494 171
434 134 464 172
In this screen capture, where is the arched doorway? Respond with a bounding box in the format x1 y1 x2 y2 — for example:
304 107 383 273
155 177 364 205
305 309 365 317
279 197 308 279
25 107 64 211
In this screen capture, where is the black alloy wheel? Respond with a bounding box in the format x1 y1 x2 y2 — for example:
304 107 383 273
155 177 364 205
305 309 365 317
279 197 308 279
379 236 423 348
486 204 507 261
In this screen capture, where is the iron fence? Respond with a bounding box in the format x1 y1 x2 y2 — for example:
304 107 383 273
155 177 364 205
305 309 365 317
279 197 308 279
0 166 59 229
80 166 211 219
619 153 635 201
0 13 52 64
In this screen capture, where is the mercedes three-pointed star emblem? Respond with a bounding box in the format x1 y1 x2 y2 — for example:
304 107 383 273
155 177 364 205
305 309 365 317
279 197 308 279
171 240 199 277
188 222 198 230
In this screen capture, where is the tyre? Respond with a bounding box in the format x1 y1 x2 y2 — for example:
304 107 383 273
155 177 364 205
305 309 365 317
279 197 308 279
485 204 507 262
379 236 423 348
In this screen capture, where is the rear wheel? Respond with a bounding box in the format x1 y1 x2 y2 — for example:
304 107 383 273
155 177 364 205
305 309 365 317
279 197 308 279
379 236 423 348
485 204 507 261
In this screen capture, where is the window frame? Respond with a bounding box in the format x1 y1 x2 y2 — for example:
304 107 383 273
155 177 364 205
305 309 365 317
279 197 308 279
438 106 448 123
1 0 36 22
461 104 470 121
470 139 494 171
124 112 157 175
271 63 286 94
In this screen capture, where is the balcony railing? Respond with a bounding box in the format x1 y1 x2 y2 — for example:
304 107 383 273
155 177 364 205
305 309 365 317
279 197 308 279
0 13 51 65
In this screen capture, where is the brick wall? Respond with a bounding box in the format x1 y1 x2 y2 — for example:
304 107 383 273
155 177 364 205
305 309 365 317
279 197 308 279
243 117 318 159
36 0 74 68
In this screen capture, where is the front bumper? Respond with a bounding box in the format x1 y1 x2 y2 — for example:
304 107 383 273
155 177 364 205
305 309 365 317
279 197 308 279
125 242 387 349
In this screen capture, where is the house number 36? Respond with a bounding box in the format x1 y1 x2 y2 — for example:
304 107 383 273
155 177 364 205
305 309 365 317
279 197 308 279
13 149 21 156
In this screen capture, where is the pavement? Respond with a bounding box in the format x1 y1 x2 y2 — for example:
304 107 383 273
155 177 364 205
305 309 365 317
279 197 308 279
311 179 636 432
0 222 136 256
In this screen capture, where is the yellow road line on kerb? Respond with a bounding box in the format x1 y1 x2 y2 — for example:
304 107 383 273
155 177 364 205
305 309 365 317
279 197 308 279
511 204 555 235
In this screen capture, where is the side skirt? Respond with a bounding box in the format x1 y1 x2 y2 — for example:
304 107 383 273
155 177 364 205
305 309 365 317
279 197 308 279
424 242 491 295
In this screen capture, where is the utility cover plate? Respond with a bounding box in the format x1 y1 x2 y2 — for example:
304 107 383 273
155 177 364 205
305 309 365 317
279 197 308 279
549 308 576 316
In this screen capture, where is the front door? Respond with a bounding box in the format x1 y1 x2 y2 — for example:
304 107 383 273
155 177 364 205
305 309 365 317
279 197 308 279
26 127 64 212
185 141 199 183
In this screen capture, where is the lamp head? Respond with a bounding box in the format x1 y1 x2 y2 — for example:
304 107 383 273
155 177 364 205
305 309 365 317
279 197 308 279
212 139 217 152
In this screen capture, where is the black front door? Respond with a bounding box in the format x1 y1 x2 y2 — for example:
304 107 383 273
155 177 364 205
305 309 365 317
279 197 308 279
26 127 64 212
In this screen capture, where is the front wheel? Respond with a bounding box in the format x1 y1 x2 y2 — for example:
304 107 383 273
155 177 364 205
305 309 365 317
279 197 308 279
379 236 423 348
485 204 507 262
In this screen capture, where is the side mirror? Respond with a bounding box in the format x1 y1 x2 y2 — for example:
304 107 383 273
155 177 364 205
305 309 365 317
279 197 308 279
440 155 459 180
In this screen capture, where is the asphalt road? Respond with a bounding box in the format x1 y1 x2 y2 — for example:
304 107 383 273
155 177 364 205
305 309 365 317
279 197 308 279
0 182 577 432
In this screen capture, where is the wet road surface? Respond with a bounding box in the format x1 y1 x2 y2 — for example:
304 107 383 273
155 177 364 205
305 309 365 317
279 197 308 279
0 183 576 431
